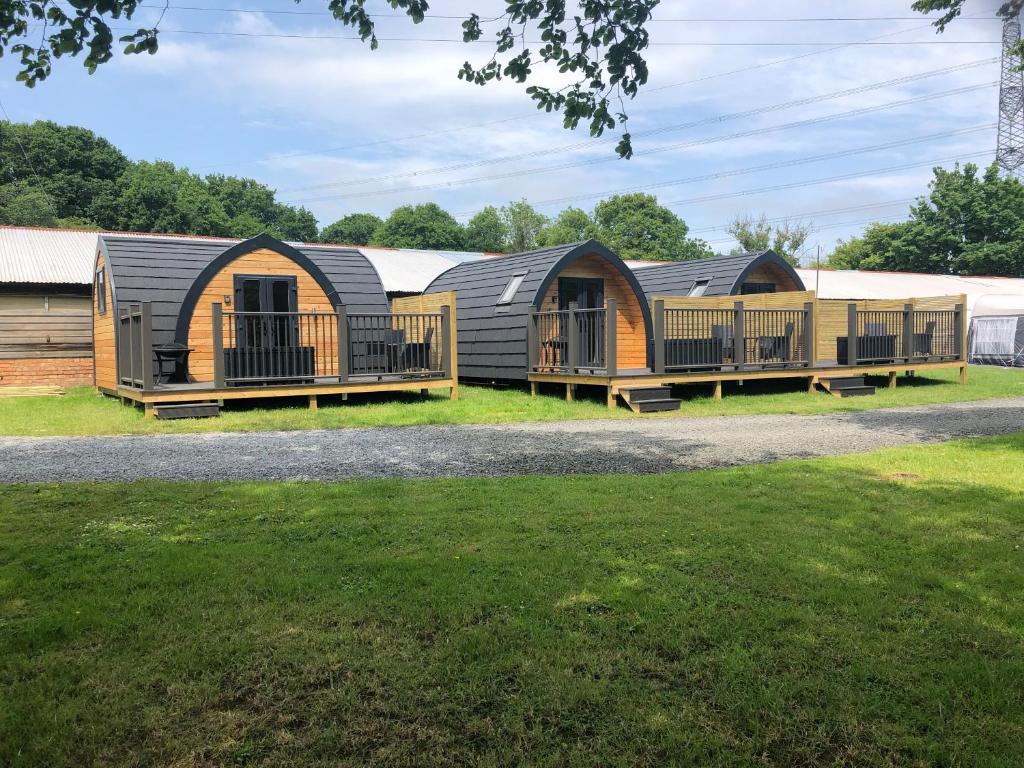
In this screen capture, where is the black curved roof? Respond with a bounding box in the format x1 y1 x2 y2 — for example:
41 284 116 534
632 249 805 297
425 239 651 381
98 232 388 347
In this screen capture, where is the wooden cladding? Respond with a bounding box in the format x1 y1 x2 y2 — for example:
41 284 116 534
0 294 91 360
540 255 647 369
93 253 116 388
187 248 336 382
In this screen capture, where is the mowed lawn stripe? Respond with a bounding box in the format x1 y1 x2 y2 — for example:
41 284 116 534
2 434 1023 766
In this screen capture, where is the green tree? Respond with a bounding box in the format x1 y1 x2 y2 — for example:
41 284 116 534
537 207 595 246
1 2 656 157
463 206 507 252
591 193 710 262
728 214 812 266
828 163 1024 276
0 180 58 226
319 213 383 245
500 199 548 253
370 203 464 250
0 120 127 223
913 1 1023 59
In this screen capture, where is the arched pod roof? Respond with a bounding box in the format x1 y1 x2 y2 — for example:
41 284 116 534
97 232 388 348
632 249 805 297
424 239 652 381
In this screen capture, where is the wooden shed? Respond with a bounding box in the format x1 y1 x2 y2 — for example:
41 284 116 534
424 240 652 381
633 249 805 298
94 232 459 414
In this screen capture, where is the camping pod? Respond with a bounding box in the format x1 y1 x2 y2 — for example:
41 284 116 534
633 249 805 298
423 240 652 381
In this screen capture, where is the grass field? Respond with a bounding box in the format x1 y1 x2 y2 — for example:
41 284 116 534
1 365 1022 436
3 434 1023 766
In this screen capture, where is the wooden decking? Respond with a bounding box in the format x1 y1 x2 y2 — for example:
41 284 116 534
529 358 968 407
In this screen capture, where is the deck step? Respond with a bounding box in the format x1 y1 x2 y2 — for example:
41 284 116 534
623 386 673 402
833 385 876 398
824 376 866 389
153 402 221 420
631 397 682 413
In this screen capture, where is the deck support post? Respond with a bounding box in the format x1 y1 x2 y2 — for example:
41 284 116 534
807 375 817 393
527 306 539 373
308 394 318 411
712 380 723 400
888 371 897 389
607 385 616 409
530 381 538 397
420 388 429 397
212 302 225 389
605 298 617 376
803 301 815 367
733 301 745 371
139 302 155 392
143 402 156 419
566 383 574 402
960 365 968 385
442 304 458 402
902 303 914 363
336 304 349 383
954 301 965 361
847 303 859 366
567 301 578 376
450 386 459 401
653 299 665 374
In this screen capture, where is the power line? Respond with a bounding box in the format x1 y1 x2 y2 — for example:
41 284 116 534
290 84 998 204
657 151 993 209
279 59 997 194
127 27 1003 45
192 22 940 172
0 98 63 221
704 214 910 246
688 198 918 234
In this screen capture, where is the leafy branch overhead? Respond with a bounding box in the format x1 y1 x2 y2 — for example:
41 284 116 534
2 0 656 158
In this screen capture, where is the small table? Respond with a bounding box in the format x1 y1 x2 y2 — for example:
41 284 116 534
153 344 192 384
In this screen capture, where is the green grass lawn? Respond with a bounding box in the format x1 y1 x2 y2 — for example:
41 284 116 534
3 435 1023 766
1 364 1022 436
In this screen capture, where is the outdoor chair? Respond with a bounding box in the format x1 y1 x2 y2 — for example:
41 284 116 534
912 320 937 357
398 326 434 373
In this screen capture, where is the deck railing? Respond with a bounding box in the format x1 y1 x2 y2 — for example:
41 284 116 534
116 302 154 389
212 304 453 387
528 300 615 375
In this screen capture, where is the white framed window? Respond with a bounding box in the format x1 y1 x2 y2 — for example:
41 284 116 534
687 280 709 297
497 272 527 305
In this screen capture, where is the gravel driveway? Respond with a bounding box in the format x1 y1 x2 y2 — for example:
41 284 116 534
2 398 1023 483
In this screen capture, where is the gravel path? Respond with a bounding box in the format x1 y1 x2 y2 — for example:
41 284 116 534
2 398 1023 483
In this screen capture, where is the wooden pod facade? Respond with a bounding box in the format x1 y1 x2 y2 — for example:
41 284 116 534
92 233 389 390
424 240 652 381
633 249 805 298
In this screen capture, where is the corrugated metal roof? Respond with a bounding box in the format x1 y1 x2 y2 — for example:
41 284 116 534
0 226 495 293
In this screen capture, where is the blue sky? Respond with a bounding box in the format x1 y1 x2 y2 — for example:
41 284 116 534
0 0 1007 260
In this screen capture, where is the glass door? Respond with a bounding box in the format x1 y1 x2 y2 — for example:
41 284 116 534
558 277 606 368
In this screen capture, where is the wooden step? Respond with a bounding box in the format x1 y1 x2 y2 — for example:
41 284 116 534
824 376 866 389
153 402 221 420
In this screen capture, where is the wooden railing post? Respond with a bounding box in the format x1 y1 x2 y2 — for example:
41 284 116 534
212 302 225 388
606 298 617 376
902 302 914 361
653 299 665 374
733 300 745 370
336 304 349 383
440 304 453 378
954 301 965 360
139 302 154 391
847 302 859 366
566 301 578 374
527 306 539 372
804 301 815 367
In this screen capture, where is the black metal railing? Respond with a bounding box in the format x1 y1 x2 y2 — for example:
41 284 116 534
528 301 614 374
346 311 445 378
654 300 812 373
117 302 154 389
838 303 961 365
210 304 452 387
